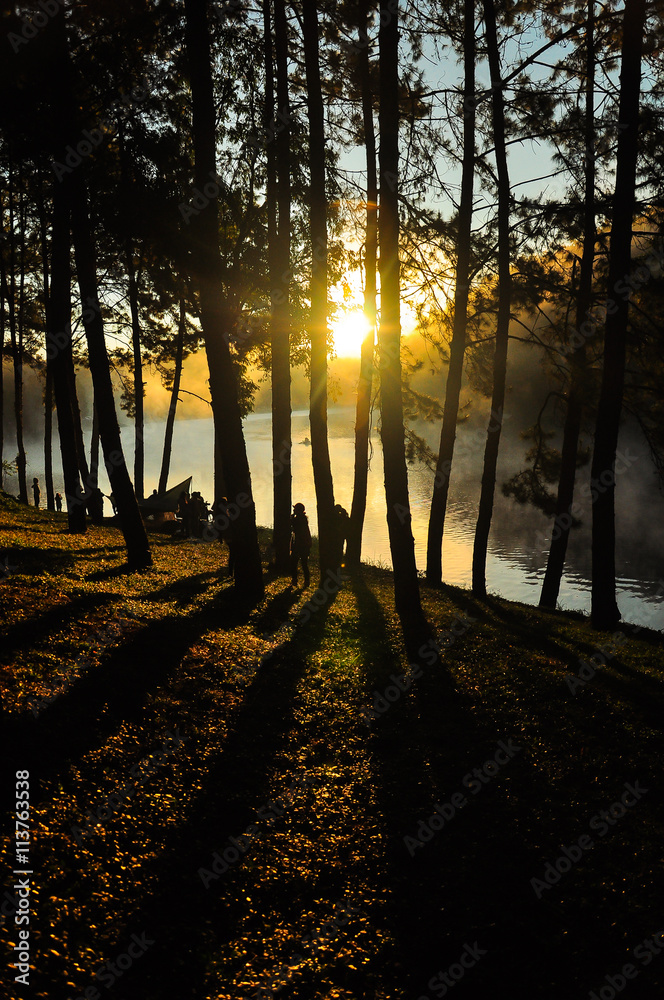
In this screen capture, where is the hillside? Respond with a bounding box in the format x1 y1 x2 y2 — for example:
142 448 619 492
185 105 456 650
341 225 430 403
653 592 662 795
1 495 663 999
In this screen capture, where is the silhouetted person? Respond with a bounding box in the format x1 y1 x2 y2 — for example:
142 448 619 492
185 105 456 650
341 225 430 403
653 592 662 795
32 478 40 508
90 488 104 524
109 493 118 516
290 502 311 588
177 491 189 536
55 492 63 512
189 491 205 537
334 504 349 569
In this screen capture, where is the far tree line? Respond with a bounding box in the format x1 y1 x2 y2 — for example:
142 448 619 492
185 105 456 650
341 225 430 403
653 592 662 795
1 0 662 630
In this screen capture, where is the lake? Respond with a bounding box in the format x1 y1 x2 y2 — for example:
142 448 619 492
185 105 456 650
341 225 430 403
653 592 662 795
109 406 664 631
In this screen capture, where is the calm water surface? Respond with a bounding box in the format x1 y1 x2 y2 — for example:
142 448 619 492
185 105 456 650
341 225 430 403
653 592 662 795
118 407 664 631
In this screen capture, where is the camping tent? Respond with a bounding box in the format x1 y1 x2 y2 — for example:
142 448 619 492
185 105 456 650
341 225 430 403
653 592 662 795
137 477 192 513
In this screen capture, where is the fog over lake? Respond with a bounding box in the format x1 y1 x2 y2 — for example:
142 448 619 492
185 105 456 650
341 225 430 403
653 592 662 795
101 405 664 631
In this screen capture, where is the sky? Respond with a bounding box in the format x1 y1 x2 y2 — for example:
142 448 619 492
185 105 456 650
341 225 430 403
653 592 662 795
328 8 589 356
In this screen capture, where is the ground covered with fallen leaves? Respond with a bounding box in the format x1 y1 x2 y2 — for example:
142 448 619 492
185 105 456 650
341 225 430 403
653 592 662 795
1 492 663 1000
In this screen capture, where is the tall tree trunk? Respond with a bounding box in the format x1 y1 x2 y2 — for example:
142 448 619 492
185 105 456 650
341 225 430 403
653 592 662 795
126 250 145 500
0 239 4 493
9 172 28 503
303 0 336 578
264 0 278 521
48 179 87 534
426 0 476 586
44 369 55 510
52 173 91 510
591 0 646 628
158 298 186 494
38 180 56 511
184 0 263 598
378 0 422 621
48 3 151 565
346 0 377 572
90 397 99 490
270 0 292 573
66 342 91 500
69 182 151 565
540 0 595 609
471 0 512 598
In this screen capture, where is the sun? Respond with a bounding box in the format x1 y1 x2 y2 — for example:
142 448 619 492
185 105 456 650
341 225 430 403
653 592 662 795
331 308 373 359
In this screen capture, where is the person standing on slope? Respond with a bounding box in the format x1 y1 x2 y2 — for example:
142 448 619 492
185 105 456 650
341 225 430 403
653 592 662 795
290 502 311 588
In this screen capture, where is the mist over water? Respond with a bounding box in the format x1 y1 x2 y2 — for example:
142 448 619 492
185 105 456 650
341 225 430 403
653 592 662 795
20 404 664 631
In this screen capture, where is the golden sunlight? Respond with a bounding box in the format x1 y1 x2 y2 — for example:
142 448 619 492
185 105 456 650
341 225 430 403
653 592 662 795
331 308 373 358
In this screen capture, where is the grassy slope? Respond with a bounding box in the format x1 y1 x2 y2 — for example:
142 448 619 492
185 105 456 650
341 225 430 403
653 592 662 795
1 493 663 1000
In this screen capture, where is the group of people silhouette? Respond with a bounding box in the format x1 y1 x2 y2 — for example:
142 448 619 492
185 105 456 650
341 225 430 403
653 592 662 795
31 478 95 520
176 489 210 538
289 501 349 588
30 473 349 587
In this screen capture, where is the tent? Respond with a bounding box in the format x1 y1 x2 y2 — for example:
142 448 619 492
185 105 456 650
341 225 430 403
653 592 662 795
137 477 192 514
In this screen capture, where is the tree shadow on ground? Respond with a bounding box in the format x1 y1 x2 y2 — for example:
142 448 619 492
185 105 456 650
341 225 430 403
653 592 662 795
469 593 664 715
0 590 115 657
349 576 660 1000
0 542 125 577
84 561 148 582
79 584 343 1000
5 585 255 783
13 568 663 1000
138 569 225 605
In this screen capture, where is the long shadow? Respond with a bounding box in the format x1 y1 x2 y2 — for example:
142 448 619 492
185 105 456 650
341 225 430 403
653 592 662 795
27 580 340 999
0 591 115 657
5 588 254 785
22 573 663 1000
251 583 304 633
350 576 632 1000
84 562 147 582
0 542 126 577
80 585 343 1000
438 588 658 689
477 594 664 705
139 569 225 605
